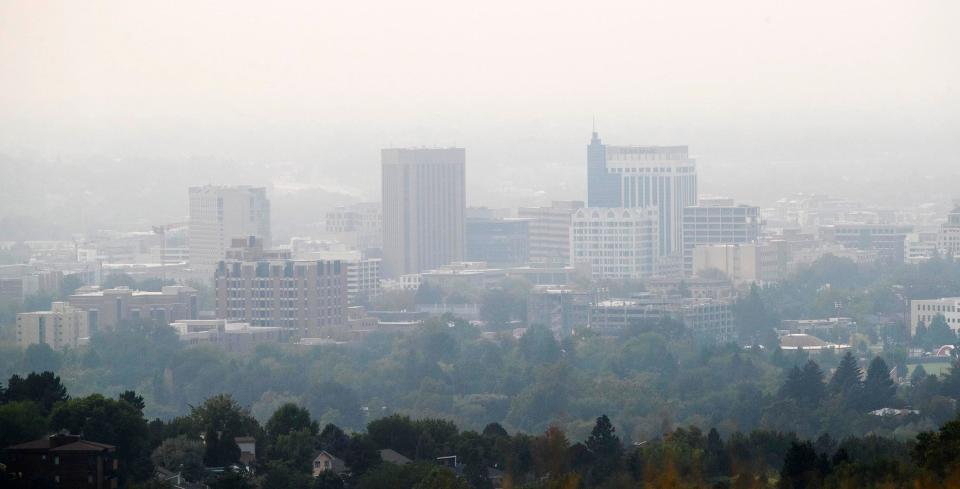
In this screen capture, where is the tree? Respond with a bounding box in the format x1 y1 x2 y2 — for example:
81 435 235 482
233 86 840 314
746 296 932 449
266 403 318 442
188 394 262 467
779 441 825 489
530 426 570 478
271 428 318 472
861 357 897 410
314 471 346 489
319 423 351 454
584 415 622 484
926 314 956 349
0 400 48 447
119 390 146 412
2 371 69 414
827 351 862 407
151 435 206 481
518 324 561 365
911 364 929 386
261 461 314 489
366 414 419 458
50 394 152 482
342 434 382 476
21 343 62 373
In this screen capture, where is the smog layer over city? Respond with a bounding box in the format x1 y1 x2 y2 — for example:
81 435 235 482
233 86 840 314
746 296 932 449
1 1 959 488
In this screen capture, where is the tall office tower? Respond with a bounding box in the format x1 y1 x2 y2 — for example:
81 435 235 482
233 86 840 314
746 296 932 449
586 132 698 255
189 185 271 279
518 200 583 265
215 238 347 338
570 208 659 280
939 199 960 258
381 148 466 277
325 202 383 250
681 203 761 275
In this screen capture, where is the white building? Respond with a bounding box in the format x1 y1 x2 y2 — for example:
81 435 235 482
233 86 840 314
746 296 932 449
939 200 960 258
571 208 659 280
188 185 271 280
911 298 960 336
295 250 382 305
518 201 583 265
16 302 90 351
589 295 735 343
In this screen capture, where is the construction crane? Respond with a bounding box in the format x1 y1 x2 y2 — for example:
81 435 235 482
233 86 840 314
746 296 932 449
152 222 188 283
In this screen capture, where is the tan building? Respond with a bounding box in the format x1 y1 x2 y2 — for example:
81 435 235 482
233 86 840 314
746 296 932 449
16 302 90 350
692 243 783 285
911 297 960 336
215 238 348 338
518 201 583 265
68 285 198 332
381 148 466 277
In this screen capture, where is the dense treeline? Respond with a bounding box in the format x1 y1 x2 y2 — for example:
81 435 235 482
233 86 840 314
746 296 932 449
1 255 960 450
6 373 960 488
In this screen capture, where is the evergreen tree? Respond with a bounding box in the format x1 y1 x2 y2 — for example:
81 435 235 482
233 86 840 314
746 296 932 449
585 415 622 484
797 360 826 408
927 314 956 349
827 351 862 407
862 356 897 411
911 364 929 386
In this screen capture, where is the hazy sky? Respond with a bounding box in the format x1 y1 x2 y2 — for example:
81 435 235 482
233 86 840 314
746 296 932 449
1 0 958 228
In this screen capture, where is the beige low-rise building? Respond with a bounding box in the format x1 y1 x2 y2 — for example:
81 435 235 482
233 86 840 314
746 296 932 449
692 243 783 285
911 297 960 336
16 302 90 350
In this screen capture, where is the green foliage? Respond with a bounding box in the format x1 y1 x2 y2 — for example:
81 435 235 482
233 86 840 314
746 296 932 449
151 435 206 481
2 371 69 414
0 400 48 447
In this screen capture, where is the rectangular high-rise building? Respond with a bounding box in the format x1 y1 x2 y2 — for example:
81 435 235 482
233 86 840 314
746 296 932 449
465 218 530 266
681 204 761 275
215 238 348 338
518 201 583 265
189 185 271 279
381 148 466 277
586 132 697 255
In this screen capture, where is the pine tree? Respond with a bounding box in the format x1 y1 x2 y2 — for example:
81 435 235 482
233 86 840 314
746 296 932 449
799 360 826 408
862 357 897 411
911 364 929 386
828 351 863 408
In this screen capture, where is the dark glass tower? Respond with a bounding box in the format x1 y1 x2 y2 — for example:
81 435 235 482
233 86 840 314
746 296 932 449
586 131 621 207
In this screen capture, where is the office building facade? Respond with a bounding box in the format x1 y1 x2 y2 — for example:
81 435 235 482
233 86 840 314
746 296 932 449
381 148 466 277
570 207 659 280
939 200 960 258
586 132 697 255
215 238 348 337
188 185 271 279
68 285 198 332
681 204 761 275
465 218 530 266
16 302 90 351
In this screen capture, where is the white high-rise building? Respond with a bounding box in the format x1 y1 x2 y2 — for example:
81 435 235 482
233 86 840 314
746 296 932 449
16 302 90 351
587 132 698 255
189 186 271 279
570 207 659 280
381 148 466 277
938 199 960 258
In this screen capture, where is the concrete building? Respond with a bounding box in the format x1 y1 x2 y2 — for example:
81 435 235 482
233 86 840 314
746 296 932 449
518 201 583 265
381 147 466 277
325 202 382 250
644 277 735 300
0 265 63 304
938 199 960 258
189 185 271 279
68 285 198 332
465 217 530 266
681 204 761 275
295 249 381 305
911 298 960 336
906 232 940 264
589 295 734 342
819 223 913 264
692 243 783 285
215 238 348 337
570 207 659 280
170 319 287 353
420 262 578 290
586 131 697 255
16 302 90 351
